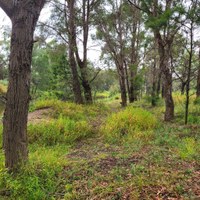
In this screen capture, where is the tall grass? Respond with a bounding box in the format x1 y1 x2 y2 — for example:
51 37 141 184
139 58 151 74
101 107 157 143
28 116 93 146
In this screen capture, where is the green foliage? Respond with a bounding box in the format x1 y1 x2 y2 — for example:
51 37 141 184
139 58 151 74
30 99 109 120
0 146 66 200
177 137 199 160
32 41 72 101
194 97 200 105
101 107 157 143
174 93 200 124
144 95 161 106
28 116 92 146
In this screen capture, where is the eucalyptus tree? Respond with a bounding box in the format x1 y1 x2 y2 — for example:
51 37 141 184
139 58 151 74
197 47 200 97
95 0 142 106
129 0 185 121
43 0 101 104
69 0 102 103
182 0 200 124
66 0 83 103
0 0 46 171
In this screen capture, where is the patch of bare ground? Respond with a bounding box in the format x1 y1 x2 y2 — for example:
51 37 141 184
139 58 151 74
28 108 53 123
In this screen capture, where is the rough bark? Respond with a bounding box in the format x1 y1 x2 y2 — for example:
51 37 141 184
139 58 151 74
151 59 157 106
196 48 200 97
74 0 93 104
79 63 93 103
185 21 194 125
118 65 127 107
156 69 162 97
1 0 46 171
163 67 174 121
67 0 84 104
156 33 174 121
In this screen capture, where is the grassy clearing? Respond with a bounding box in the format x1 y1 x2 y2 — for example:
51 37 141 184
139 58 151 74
0 94 200 199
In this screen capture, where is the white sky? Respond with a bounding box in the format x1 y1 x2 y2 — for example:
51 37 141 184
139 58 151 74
0 7 101 64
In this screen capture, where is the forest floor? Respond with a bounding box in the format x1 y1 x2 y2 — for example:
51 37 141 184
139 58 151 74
1 98 200 200
60 107 200 200
27 100 200 199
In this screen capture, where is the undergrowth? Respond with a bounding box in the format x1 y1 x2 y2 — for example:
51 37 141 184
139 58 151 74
29 99 109 120
0 96 200 199
28 116 93 146
101 107 157 144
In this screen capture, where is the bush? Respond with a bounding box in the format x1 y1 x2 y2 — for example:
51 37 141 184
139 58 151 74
101 107 157 143
194 97 200 105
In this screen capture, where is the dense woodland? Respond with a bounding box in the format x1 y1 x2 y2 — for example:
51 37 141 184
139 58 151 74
0 0 200 199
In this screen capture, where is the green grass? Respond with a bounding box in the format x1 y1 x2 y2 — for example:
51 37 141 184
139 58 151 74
0 95 200 199
101 106 157 144
28 116 93 146
0 145 68 200
29 99 109 120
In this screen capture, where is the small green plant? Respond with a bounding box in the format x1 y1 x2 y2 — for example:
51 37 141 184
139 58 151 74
194 97 200 105
101 107 157 143
28 116 93 146
30 99 109 120
177 137 198 160
0 146 67 200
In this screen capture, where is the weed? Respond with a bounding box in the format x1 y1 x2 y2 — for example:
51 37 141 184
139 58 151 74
177 137 198 160
28 116 93 146
101 107 157 143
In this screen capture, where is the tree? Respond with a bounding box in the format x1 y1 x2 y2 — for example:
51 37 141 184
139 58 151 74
129 0 185 121
197 47 200 97
95 0 142 106
182 0 199 124
66 0 84 104
0 0 46 171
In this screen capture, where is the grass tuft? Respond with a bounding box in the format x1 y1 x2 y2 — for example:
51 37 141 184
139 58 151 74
101 107 157 143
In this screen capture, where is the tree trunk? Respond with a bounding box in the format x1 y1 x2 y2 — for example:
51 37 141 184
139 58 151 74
2 1 45 171
69 53 84 104
80 64 93 103
156 32 174 121
151 60 157 106
196 48 200 98
124 61 131 102
163 71 174 121
156 70 162 97
129 67 137 103
181 82 186 95
129 71 135 103
197 67 200 98
119 67 127 107
162 47 174 121
185 22 194 125
67 0 84 104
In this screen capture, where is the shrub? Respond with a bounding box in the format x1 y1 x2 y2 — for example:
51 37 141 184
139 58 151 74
101 107 157 143
193 97 200 105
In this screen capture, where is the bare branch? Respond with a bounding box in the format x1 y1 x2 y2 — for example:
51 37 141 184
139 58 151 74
90 68 101 83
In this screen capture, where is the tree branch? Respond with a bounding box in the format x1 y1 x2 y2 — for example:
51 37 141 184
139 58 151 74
127 0 151 14
90 68 101 83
